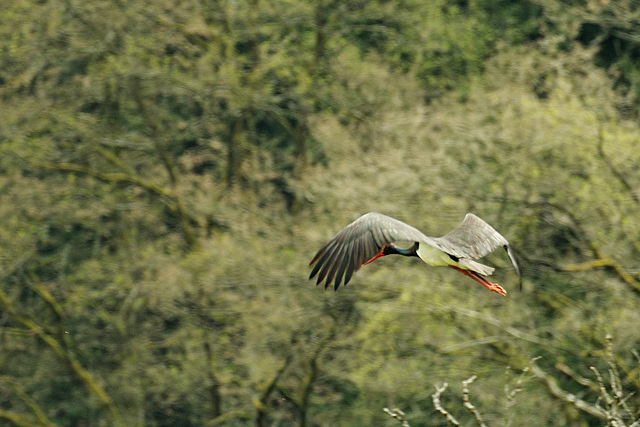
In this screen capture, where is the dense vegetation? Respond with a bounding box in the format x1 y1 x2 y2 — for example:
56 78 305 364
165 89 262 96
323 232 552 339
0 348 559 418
1 0 640 425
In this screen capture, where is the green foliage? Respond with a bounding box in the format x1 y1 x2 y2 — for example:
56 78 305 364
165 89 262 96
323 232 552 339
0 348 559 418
1 0 640 426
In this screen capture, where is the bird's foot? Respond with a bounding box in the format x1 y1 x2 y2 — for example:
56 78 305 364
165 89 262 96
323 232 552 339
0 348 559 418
482 280 507 296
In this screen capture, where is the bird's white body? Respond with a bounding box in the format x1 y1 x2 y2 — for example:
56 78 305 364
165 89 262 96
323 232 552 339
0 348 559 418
416 243 457 268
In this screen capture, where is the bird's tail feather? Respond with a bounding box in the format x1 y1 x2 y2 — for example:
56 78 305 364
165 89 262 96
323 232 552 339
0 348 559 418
458 259 495 276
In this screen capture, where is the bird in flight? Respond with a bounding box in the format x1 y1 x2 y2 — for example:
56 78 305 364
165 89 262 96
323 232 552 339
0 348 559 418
309 212 521 296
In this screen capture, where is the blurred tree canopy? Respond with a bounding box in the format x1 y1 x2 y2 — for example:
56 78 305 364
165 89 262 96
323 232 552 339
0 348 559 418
1 0 640 426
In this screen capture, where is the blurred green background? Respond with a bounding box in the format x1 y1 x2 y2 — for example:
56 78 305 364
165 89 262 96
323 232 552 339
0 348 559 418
1 0 640 425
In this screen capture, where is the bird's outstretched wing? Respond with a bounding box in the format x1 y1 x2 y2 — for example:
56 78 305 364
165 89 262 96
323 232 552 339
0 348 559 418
309 212 429 290
309 212 522 291
429 213 521 283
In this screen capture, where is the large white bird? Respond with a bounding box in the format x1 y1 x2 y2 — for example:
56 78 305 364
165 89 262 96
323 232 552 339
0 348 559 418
309 212 521 296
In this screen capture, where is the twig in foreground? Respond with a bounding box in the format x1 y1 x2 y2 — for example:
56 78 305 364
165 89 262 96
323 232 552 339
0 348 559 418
383 407 410 427
462 376 488 427
432 382 461 426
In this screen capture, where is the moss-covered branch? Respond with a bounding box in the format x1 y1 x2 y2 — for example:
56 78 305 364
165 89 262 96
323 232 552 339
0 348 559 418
0 409 44 427
0 379 55 427
0 290 123 426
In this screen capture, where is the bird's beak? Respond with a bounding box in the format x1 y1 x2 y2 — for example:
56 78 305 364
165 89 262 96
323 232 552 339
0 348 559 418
363 247 386 265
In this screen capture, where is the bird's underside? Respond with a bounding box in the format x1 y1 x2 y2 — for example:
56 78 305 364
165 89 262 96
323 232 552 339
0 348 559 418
309 212 521 296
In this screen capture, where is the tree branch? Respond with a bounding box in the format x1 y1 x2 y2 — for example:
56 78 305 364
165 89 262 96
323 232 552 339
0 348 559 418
596 124 640 205
555 362 597 389
383 407 410 426
462 376 487 427
0 409 44 427
0 379 55 427
38 161 198 249
203 338 223 419
432 382 461 426
207 410 253 427
487 196 640 293
448 306 550 347
131 76 179 185
255 353 293 427
0 290 123 426
530 362 607 420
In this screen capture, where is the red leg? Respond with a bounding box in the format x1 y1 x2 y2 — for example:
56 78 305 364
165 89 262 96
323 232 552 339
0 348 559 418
449 265 507 296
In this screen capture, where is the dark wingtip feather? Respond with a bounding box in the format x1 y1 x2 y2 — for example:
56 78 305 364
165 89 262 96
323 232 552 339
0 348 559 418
309 261 322 281
332 246 351 290
344 263 354 287
309 245 326 266
324 246 344 288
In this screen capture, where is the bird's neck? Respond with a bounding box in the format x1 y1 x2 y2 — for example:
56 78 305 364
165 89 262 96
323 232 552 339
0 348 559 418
386 243 419 258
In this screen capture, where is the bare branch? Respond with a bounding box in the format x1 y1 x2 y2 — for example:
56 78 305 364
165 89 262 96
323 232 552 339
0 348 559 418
590 366 629 426
506 357 539 403
591 366 614 407
462 376 487 427
555 362 597 389
432 382 461 426
530 362 607 420
591 336 639 425
383 407 410 427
